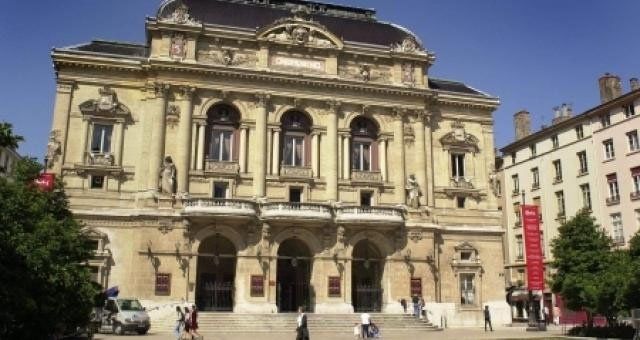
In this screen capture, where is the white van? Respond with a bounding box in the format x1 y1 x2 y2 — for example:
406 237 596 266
98 297 150 335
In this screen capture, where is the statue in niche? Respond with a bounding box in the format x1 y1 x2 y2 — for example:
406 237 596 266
170 33 187 60
402 62 415 84
160 156 176 194
45 130 61 168
359 65 371 82
406 174 421 208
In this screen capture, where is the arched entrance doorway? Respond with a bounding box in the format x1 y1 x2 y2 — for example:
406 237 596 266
352 239 384 312
277 238 312 312
196 234 236 311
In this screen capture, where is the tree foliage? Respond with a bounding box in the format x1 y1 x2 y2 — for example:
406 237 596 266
0 158 97 339
0 121 24 149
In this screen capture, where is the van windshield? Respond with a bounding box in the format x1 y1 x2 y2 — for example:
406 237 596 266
117 299 144 311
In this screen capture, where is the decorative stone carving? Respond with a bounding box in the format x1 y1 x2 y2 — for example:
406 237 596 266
439 121 480 153
408 230 423 243
45 130 61 168
167 104 180 117
89 153 115 166
391 37 422 53
79 86 130 117
338 64 391 83
359 65 371 82
198 46 259 67
401 62 415 84
160 156 176 194
259 8 340 49
406 174 421 208
161 1 199 25
336 225 346 246
170 33 187 60
489 172 501 197
205 161 239 174
351 170 383 183
280 165 312 178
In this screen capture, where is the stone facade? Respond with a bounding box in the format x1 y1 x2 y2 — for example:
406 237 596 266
47 0 508 326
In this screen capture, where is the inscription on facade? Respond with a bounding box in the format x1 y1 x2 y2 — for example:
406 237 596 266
270 56 325 73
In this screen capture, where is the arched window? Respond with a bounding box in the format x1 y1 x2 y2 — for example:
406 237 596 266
206 104 240 162
350 117 379 172
281 111 311 167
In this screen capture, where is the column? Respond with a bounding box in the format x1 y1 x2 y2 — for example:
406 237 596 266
115 121 125 166
338 135 343 180
190 122 198 170
177 87 195 194
271 128 280 176
79 119 90 164
147 83 169 191
393 110 407 204
325 101 340 202
254 94 269 198
343 134 351 180
312 132 320 178
413 112 428 206
239 125 248 173
51 81 75 173
425 115 435 206
379 138 388 182
196 123 206 171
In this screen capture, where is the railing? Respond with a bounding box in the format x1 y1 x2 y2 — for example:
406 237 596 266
606 196 620 206
335 205 404 222
183 198 257 215
631 191 640 201
450 177 474 189
280 165 313 178
86 152 115 166
204 160 239 174
531 183 540 190
553 176 563 184
351 170 383 182
261 202 332 219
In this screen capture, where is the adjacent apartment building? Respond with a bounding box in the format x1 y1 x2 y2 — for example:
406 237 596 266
0 145 21 178
45 0 510 326
499 74 640 320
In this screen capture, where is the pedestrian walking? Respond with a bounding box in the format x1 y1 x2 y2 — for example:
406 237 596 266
484 305 493 332
553 304 561 326
191 305 201 339
296 306 309 340
400 298 407 314
360 312 371 338
543 305 550 325
412 294 420 318
183 307 191 339
419 297 426 319
174 306 185 340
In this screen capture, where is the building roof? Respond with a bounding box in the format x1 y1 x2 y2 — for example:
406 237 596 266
157 0 418 48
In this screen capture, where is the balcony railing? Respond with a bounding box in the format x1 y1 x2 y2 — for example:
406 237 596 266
261 202 332 220
183 198 257 215
450 177 474 189
351 170 383 182
606 196 621 206
335 206 404 223
86 152 115 166
531 183 540 191
279 165 313 178
204 160 239 174
631 191 640 201
552 176 563 184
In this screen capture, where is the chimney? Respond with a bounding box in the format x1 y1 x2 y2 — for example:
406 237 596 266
552 103 573 125
631 78 640 91
514 110 531 140
599 73 622 103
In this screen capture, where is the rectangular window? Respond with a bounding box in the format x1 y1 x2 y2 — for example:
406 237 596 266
460 273 476 305
607 174 620 201
210 130 233 161
601 113 611 127
511 152 516 165
556 191 565 217
627 130 640 152
580 184 592 210
91 124 113 154
283 135 305 166
213 182 228 199
515 235 523 259
289 187 302 203
457 196 466 209
575 125 584 139
155 273 171 296
328 276 341 297
250 275 265 297
533 197 542 223
611 213 624 245
551 135 559 149
632 167 640 195
553 160 562 182
90 175 105 189
360 191 373 207
540 231 546 258
603 139 615 160
624 103 636 118
410 278 422 297
451 153 465 178
352 141 371 171
529 144 536 157
636 209 640 229
512 174 519 193
514 203 521 226
460 251 473 261
531 167 540 189
577 151 588 174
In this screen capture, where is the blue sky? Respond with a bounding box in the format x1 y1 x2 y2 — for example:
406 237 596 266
1 0 639 158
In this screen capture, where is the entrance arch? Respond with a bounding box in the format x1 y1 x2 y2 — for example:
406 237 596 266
276 238 312 312
352 239 384 312
196 234 236 311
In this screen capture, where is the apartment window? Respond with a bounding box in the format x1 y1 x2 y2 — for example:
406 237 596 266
360 191 373 207
624 103 636 118
90 124 113 154
511 152 516 165
207 105 239 162
575 124 584 139
90 175 105 189
155 273 171 296
457 196 466 209
451 153 465 178
603 139 615 160
551 134 559 149
580 184 592 210
515 235 524 260
636 209 640 229
213 182 228 198
533 197 542 223
351 117 379 172
627 130 640 152
531 168 540 189
607 173 620 203
459 273 476 305
632 167 640 195
600 112 611 127
512 174 520 193
555 191 565 217
553 160 563 182
514 203 521 226
289 187 303 203
540 231 545 258
611 213 624 245
529 144 537 157
577 151 588 174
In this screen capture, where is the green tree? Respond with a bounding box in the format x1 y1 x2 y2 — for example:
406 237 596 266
0 158 97 339
0 121 24 149
625 231 640 309
550 210 612 328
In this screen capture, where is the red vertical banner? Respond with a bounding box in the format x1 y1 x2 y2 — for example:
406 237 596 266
522 204 544 291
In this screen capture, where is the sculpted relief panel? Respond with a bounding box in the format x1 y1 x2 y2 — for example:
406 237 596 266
338 62 392 83
197 41 258 68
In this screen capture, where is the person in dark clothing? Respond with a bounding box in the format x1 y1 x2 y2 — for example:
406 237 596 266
412 295 420 318
296 306 309 340
484 305 493 332
400 298 407 314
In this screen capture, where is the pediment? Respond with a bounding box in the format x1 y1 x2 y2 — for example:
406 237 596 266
257 14 343 50
439 121 479 153
454 241 477 252
79 86 131 118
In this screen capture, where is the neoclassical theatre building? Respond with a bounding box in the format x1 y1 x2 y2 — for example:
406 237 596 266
48 0 508 325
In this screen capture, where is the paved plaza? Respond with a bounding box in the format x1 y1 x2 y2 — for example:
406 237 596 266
94 327 566 340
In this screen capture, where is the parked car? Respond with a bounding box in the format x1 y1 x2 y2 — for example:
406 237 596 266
94 297 150 335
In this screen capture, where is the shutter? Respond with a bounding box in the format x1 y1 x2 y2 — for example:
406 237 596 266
232 128 240 162
371 140 379 171
304 134 311 167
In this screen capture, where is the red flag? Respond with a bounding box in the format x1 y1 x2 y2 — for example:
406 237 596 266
34 173 55 192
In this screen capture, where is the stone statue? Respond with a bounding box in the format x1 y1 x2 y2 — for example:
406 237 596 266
160 156 176 194
45 130 61 168
406 174 420 208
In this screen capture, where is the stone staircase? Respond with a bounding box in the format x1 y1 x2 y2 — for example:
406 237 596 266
152 313 440 334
